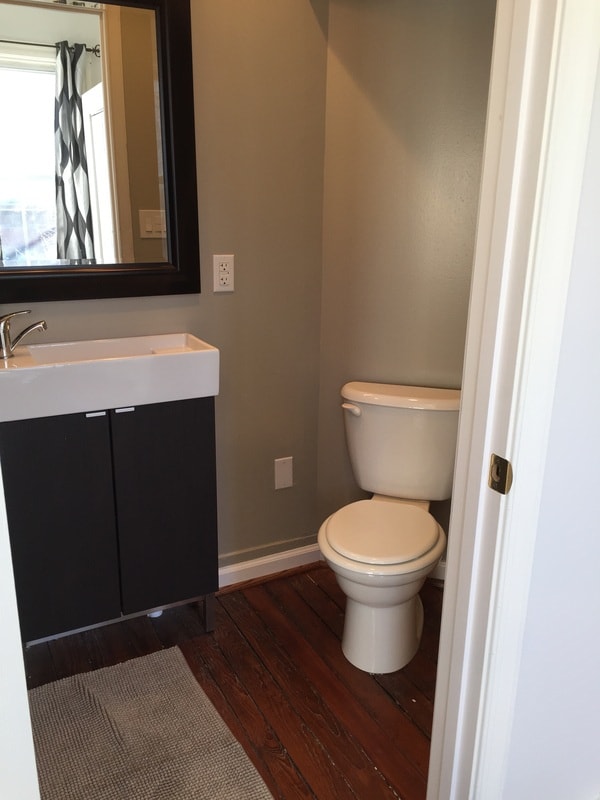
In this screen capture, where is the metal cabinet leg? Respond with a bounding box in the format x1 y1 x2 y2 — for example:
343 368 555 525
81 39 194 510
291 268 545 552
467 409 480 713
202 593 215 632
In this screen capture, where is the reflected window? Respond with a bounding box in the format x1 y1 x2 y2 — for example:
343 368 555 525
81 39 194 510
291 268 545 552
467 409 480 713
0 0 172 277
0 61 56 265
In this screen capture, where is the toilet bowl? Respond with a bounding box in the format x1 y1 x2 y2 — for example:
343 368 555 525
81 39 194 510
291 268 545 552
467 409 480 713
318 497 446 673
318 381 460 674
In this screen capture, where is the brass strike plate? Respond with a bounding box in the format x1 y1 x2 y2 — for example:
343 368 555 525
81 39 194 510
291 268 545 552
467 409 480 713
489 453 513 495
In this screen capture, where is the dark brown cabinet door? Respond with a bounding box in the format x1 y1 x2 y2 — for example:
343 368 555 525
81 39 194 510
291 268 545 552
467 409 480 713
110 398 218 615
0 412 121 641
0 398 218 640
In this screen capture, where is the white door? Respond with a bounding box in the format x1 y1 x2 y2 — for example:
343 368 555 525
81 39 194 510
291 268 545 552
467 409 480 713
82 82 117 263
427 1 600 797
0 468 40 800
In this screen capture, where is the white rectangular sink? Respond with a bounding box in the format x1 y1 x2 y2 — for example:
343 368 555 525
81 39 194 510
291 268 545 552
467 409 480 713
0 333 219 423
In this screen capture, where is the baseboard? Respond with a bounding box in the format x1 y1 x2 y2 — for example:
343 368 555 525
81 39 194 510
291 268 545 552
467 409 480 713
430 554 447 583
218 543 323 589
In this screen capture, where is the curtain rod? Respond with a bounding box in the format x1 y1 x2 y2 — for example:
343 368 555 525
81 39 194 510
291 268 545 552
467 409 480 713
0 38 100 56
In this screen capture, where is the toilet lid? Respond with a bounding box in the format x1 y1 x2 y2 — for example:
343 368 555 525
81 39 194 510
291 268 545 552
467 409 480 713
326 500 440 565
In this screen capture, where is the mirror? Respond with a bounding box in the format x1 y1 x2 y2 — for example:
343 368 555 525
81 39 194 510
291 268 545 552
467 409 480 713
0 0 200 302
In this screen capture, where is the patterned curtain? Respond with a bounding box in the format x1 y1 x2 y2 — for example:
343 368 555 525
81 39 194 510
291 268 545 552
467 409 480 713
54 41 95 261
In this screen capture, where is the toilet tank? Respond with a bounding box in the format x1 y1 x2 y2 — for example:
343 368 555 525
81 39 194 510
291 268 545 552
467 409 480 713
341 382 461 501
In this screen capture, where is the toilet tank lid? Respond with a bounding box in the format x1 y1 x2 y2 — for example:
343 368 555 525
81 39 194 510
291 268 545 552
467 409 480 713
341 382 460 411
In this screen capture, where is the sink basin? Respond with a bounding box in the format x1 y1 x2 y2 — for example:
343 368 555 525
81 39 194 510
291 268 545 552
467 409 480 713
0 333 219 423
26 335 206 365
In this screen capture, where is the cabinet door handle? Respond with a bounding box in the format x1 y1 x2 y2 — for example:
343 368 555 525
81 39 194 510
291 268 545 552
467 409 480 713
114 407 136 414
85 411 106 418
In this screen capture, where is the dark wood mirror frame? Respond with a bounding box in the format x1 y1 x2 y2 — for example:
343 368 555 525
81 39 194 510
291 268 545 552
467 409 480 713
0 0 200 303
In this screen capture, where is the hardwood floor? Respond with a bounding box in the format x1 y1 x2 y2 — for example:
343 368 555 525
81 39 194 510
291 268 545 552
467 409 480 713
23 563 442 800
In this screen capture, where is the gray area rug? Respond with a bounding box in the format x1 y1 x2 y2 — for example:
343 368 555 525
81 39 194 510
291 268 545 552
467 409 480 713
28 647 272 799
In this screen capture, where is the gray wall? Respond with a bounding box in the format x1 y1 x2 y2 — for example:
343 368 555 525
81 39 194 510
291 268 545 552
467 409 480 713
1 0 495 567
191 0 328 564
317 0 496 519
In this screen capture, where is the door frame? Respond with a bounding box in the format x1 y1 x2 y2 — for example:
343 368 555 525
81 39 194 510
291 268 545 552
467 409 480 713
427 1 600 796
0 468 40 799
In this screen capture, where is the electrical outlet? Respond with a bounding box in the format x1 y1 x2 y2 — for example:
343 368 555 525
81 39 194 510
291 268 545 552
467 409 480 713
213 254 234 292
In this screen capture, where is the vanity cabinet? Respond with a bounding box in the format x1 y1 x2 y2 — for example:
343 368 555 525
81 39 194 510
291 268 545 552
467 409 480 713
0 397 217 642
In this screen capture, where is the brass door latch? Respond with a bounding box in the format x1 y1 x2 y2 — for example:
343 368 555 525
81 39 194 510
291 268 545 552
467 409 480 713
489 453 513 495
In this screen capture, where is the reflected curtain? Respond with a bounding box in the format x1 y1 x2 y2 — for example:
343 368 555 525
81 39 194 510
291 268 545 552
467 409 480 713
54 41 95 261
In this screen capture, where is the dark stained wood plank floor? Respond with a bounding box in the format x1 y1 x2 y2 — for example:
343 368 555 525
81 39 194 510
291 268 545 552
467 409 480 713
23 562 442 800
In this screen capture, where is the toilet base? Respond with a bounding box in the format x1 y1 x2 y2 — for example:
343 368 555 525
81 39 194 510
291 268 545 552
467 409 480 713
342 594 424 674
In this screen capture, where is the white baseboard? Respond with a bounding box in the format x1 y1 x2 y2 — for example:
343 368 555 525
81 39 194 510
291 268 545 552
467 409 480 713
430 554 447 583
218 543 323 589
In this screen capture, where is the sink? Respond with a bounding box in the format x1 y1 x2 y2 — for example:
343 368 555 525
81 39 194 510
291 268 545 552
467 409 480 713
0 333 219 423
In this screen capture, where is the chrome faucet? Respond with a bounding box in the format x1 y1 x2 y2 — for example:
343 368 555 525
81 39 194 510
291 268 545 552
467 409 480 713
0 310 48 359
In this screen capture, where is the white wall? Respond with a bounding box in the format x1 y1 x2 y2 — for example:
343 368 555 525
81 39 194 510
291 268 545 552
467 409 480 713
0 3 102 84
0 469 40 799
502 65 600 799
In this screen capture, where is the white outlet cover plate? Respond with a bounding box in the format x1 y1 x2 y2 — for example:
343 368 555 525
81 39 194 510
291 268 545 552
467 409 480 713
213 254 234 292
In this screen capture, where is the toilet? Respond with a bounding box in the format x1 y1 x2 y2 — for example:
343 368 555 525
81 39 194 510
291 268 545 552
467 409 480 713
318 381 460 674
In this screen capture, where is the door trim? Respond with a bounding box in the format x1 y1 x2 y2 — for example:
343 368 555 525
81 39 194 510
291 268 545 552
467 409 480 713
428 1 600 796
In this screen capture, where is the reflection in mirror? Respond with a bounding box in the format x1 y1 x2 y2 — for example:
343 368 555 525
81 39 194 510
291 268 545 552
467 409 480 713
0 0 200 302
0 0 166 268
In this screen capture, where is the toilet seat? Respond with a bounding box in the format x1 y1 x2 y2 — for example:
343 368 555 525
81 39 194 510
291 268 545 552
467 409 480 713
324 499 440 566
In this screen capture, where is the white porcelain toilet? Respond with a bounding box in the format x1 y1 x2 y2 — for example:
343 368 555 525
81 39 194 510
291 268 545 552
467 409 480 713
318 381 460 674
